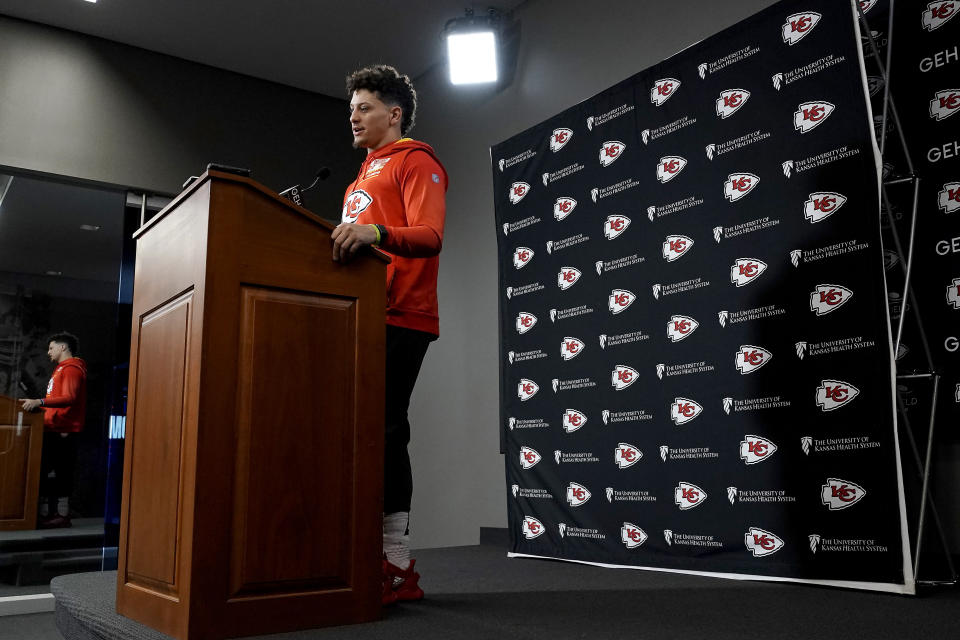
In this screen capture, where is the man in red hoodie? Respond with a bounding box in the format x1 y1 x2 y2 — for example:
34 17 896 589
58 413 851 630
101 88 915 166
20 332 87 528
331 65 447 606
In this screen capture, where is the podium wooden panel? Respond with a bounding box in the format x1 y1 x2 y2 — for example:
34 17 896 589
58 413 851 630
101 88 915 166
0 396 44 530
116 171 387 639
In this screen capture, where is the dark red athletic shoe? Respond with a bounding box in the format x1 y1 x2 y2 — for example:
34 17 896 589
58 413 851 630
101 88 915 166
382 556 398 606
385 558 424 602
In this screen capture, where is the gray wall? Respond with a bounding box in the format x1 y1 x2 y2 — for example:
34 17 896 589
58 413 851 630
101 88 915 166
0 15 360 211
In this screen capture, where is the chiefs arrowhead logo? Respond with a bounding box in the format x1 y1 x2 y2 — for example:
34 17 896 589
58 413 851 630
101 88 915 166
615 443 642 469
513 247 534 269
667 315 699 342
621 522 648 548
560 336 585 361
716 89 751 118
554 197 577 221
810 284 854 315
604 215 631 240
782 12 821 45
657 156 687 183
730 258 768 287
518 379 539 402
558 266 582 290
608 289 636 314
794 101 835 133
670 397 703 425
740 435 778 464
816 379 860 411
651 78 680 106
341 189 373 223
821 478 867 510
804 192 848 223
724 173 760 202
516 312 537 334
939 182 960 213
924 1 959 31
562 409 588 433
550 127 573 152
521 515 544 539
600 141 626 167
736 345 772 374
930 89 960 121
662 234 694 261
612 365 638 390
674 482 707 510
519 446 541 469
745 527 784 557
509 181 530 204
566 482 591 507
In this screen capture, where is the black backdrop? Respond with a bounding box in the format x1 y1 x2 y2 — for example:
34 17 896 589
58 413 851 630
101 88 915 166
492 0 913 593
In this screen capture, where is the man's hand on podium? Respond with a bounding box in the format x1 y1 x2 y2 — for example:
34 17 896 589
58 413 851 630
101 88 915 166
331 223 378 263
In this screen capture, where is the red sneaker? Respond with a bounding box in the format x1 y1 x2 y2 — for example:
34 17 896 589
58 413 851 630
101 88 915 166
385 558 424 602
38 514 72 529
382 557 398 606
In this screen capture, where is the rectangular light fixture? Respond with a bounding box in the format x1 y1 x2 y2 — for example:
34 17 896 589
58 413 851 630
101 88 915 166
447 31 498 85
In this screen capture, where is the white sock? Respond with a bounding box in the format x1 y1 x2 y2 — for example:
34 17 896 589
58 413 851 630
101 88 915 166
56 497 69 517
383 512 410 570
39 500 49 517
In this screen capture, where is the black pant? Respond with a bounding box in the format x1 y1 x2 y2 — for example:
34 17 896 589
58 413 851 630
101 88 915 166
39 432 77 499
384 325 433 514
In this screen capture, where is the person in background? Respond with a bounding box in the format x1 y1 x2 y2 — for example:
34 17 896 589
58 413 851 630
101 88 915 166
20 331 87 528
331 64 448 606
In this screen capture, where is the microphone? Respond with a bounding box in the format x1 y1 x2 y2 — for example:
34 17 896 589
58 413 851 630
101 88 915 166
279 167 331 207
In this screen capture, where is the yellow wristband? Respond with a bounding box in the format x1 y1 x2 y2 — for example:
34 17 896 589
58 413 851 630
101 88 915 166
370 224 381 246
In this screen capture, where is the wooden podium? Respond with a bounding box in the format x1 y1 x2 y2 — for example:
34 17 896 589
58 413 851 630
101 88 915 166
0 396 44 531
116 171 387 639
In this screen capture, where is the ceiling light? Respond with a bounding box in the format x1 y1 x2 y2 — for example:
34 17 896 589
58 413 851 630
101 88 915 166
83 0 97 4
79 224 101 231
443 8 520 88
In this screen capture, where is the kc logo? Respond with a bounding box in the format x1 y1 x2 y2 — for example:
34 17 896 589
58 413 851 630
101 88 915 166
939 182 960 213
671 397 703 425
651 78 680 106
804 192 848 223
612 365 639 390
608 289 636 314
782 12 822 45
562 409 588 433
604 215 632 240
810 284 854 315
509 181 530 204
519 446 541 469
674 482 707 510
724 173 760 201
621 523 648 548
821 478 867 510
516 312 537 334
341 189 373 223
667 315 699 342
558 267 582 290
923 2 959 31
930 90 960 121
554 197 578 221
550 127 573 152
518 379 539 402
948 278 960 309
716 89 751 118
600 141 626 167
566 482 591 507
730 258 768 287
657 156 688 183
745 527 784 557
740 435 778 464
513 247 534 269
521 516 544 539
662 234 694 261
615 443 642 469
736 345 772 374
560 337 585 361
794 101 835 133
816 379 860 411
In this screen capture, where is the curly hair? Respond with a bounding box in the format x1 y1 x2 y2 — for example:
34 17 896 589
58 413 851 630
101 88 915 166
346 65 417 136
48 331 79 355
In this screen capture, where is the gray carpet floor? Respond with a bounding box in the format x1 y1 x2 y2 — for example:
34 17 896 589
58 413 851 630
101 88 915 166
2 541 958 640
